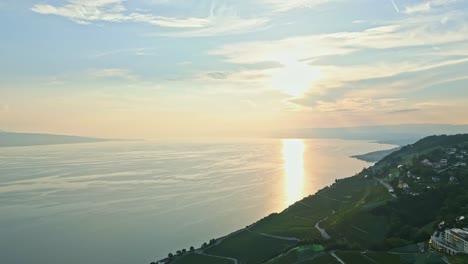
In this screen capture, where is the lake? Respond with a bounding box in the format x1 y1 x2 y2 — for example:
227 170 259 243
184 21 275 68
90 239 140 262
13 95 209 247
0 138 395 264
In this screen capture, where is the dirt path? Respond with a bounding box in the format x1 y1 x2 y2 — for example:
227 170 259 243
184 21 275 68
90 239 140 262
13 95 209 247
331 251 346 264
256 232 300 241
197 252 238 264
315 215 331 240
351 225 369 234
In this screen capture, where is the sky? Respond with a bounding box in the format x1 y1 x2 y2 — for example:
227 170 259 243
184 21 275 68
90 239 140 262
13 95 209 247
1 0 468 138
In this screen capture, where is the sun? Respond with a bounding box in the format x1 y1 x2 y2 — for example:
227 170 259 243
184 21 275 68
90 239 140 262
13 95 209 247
271 61 322 97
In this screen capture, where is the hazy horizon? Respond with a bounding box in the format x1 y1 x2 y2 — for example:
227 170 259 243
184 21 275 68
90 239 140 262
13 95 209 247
3 123 468 141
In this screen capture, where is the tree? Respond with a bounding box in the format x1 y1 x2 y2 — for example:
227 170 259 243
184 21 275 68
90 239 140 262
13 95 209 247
168 253 174 259
202 242 208 248
189 246 195 252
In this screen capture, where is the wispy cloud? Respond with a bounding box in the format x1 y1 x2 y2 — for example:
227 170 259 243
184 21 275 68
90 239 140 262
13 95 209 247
203 70 271 82
156 3 269 37
90 48 159 58
212 21 468 65
262 0 337 12
314 97 405 112
403 0 458 14
388 108 420 114
89 68 137 80
32 0 269 36
31 0 209 27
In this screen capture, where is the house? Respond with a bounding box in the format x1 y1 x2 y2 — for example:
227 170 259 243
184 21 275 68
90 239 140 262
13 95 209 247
430 228 468 255
438 221 445 229
421 159 433 166
461 150 467 155
460 162 467 167
397 180 409 189
440 159 448 166
450 176 458 183
432 176 440 183
456 155 464 159
456 216 465 223
447 148 457 155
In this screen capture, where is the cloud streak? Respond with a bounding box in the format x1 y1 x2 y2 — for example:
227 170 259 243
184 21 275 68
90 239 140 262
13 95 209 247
89 68 137 80
212 21 468 65
31 0 209 27
403 0 458 14
32 0 268 36
262 0 337 12
391 0 400 13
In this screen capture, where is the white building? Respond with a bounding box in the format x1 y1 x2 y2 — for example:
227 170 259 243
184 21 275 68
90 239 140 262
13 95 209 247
430 228 468 255
440 159 448 166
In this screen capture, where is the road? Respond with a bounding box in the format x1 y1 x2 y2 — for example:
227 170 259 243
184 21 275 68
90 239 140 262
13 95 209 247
255 231 300 241
331 251 346 264
315 215 331 240
376 178 397 198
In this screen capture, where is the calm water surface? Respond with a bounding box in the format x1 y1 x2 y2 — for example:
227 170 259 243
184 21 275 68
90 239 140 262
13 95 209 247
0 138 394 264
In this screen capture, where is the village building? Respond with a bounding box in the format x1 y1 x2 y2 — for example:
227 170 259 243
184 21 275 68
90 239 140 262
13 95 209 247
430 228 468 255
440 159 448 166
450 176 458 183
421 159 433 167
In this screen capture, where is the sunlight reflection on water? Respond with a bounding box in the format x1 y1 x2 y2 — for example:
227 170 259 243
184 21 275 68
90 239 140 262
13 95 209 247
282 139 305 207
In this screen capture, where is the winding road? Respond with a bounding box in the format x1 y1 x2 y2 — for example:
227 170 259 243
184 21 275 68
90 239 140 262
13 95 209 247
315 215 331 240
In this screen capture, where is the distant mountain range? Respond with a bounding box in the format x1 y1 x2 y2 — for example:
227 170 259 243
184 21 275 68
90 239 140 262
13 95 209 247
0 132 112 147
275 124 468 146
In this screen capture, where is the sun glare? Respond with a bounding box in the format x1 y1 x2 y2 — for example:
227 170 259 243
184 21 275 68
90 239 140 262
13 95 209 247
282 139 305 207
271 62 322 97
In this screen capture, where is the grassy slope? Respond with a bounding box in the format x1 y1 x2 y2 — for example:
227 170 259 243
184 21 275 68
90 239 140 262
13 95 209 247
302 254 341 264
265 245 325 264
448 254 468 264
204 230 294 264
204 176 396 264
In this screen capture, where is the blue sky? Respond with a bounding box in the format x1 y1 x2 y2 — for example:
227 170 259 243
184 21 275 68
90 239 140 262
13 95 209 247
1 0 468 138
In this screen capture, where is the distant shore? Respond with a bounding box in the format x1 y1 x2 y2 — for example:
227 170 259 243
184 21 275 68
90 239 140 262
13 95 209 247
351 147 401 162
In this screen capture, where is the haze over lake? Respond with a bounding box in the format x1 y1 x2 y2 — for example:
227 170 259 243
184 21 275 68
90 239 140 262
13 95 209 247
0 139 394 264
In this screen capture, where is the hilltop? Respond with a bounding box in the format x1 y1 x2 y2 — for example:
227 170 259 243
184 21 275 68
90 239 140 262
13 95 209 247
276 124 468 146
0 131 112 147
154 134 468 264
